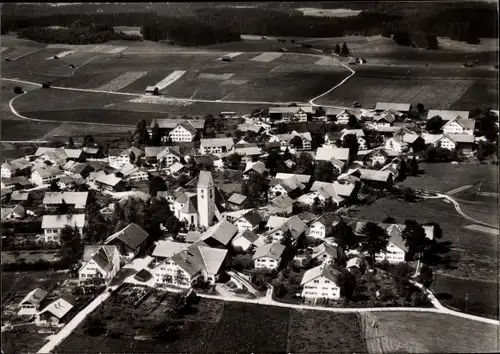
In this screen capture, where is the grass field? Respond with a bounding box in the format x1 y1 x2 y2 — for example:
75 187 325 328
58 297 367 353
361 312 498 353
1 250 61 264
1 120 62 141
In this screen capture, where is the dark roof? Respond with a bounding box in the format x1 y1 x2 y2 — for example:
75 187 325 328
242 209 262 227
105 223 149 250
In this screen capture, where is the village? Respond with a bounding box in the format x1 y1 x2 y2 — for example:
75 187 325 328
1 101 498 351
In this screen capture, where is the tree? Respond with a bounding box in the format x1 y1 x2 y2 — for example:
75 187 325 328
342 134 360 160
398 159 408 181
416 103 424 113
312 196 322 214
334 218 358 252
418 264 434 288
281 229 293 247
311 134 324 150
227 153 242 169
129 151 136 164
382 216 396 224
425 116 444 133
424 145 437 162
56 199 70 215
234 130 245 141
68 137 74 148
83 314 106 336
134 119 150 145
348 115 358 128
289 136 303 150
402 187 418 202
242 173 269 204
402 219 430 264
83 134 94 146
151 122 163 146
341 42 350 56
424 221 442 239
59 225 83 260
477 111 499 141
323 197 337 213
296 152 314 174
266 150 282 173
13 86 24 94
476 141 485 162
334 44 340 54
360 222 390 270
410 156 419 176
149 176 167 197
49 179 59 192
314 161 336 182
393 30 412 46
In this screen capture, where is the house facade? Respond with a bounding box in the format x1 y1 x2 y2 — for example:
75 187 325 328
41 214 85 243
169 122 196 142
200 138 234 157
301 265 341 300
79 245 121 285
253 243 286 270
442 117 474 136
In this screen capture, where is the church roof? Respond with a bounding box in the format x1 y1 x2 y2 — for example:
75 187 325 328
197 171 213 188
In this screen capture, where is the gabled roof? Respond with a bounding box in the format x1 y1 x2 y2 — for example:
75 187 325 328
169 240 213 277
374 114 396 123
151 118 206 130
253 242 286 260
270 194 295 209
301 264 341 285
157 146 182 160
375 102 411 112
316 147 350 161
346 257 363 269
357 169 393 182
381 109 403 117
144 146 166 158
237 123 264 133
104 223 149 251
10 191 30 201
268 215 307 240
95 173 123 187
64 148 83 159
228 193 247 205
427 109 470 121
235 146 263 156
41 214 85 229
442 117 475 130
35 147 56 156
266 215 288 229
43 192 88 208
168 162 185 174
34 166 62 179
199 246 228 275
19 287 47 307
311 212 339 228
38 297 74 319
88 246 116 272
268 106 313 114
176 121 197 135
181 195 198 214
238 230 259 243
441 134 475 144
275 173 311 185
186 231 203 243
240 209 261 227
311 242 339 260
243 161 267 175
1 204 25 220
152 241 190 258
341 129 365 138
200 137 234 149
202 219 238 246
2 157 30 171
197 171 214 188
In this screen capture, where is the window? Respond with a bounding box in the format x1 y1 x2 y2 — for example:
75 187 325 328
313 280 319 283
325 280 330 284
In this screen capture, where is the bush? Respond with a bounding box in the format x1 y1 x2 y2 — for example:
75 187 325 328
13 86 24 94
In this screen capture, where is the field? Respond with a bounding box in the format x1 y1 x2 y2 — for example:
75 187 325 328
1 250 62 264
361 312 498 353
351 197 497 318
58 297 367 353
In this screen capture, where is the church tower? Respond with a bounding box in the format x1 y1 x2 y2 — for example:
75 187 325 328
197 171 215 227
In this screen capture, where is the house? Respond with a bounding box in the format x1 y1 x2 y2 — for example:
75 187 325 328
316 147 350 166
43 192 88 211
351 169 393 188
79 245 120 284
253 243 286 269
200 138 234 157
427 109 469 122
334 109 354 124
231 230 261 253
243 161 268 179
82 146 100 158
153 240 229 288
104 223 150 260
34 147 68 165
234 209 261 233
346 256 364 273
297 181 356 206
266 215 307 244
108 147 145 169
442 116 475 135
169 121 197 142
201 219 238 248
63 162 94 178
308 213 339 239
268 175 305 199
226 193 249 210
145 86 159 95
1 158 30 178
166 162 186 177
268 106 313 123
367 148 390 166
41 214 85 243
237 123 264 135
57 175 86 190
235 145 263 162
18 288 47 316
64 149 85 162
150 118 206 141
270 131 312 150
384 136 409 153
36 297 75 326
301 265 341 300
311 243 339 265
116 164 149 182
323 132 342 146
31 166 62 185
157 147 183 168
267 194 295 215
372 114 396 127
152 241 190 260
1 204 27 220
284 159 296 169
94 173 127 192
435 134 475 151
1 176 32 191
375 102 411 114
10 191 31 203
265 215 288 231
340 129 367 150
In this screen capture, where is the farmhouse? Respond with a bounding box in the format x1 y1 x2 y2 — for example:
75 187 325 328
43 192 88 211
1 204 27 220
275 173 312 185
79 245 121 284
108 147 145 169
268 175 305 199
235 145 263 162
253 242 286 270
243 161 268 179
34 147 68 165
426 109 470 122
340 129 367 150
301 264 341 300
36 297 75 326
41 214 85 243
200 137 234 157
435 134 475 151
375 102 411 114
145 86 159 95
94 173 127 192
442 116 475 135
18 287 47 316
266 215 308 244
270 131 312 150
298 181 356 206
31 166 62 186
334 109 354 125
231 230 261 253
234 209 261 233
151 241 190 260
308 212 339 239
352 169 393 188
226 193 249 210
1 176 32 191
372 114 396 127
311 242 339 264
267 194 295 215
268 106 313 123
1 158 30 179
63 162 95 178
116 164 149 182
157 147 183 168
153 240 229 288
324 132 343 146
169 121 198 142
104 223 150 260
150 118 206 139
316 146 350 166
201 219 238 248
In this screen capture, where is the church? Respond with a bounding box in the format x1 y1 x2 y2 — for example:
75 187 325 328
173 171 226 228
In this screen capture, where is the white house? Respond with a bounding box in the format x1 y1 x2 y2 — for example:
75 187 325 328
297 181 355 206
157 147 183 168
1 158 30 179
427 109 469 122
117 164 149 182
270 131 312 150
200 138 234 157
311 243 339 265
43 192 88 211
79 245 121 285
36 297 74 326
31 166 62 186
153 240 228 288
169 122 197 142
18 288 47 316
301 265 341 300
1 205 27 221
442 116 475 135
384 136 408 153
268 175 305 199
231 230 262 253
372 114 396 127
268 106 313 123
335 109 354 125
253 242 286 270
41 214 85 243
435 134 475 151
108 147 144 169
316 146 350 164
308 213 339 239
234 209 261 233
375 102 411 114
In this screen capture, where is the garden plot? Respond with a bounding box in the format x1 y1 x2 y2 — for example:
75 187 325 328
150 70 187 91
47 50 75 59
129 96 193 106
315 56 338 66
217 52 243 60
3 46 43 60
250 52 283 62
198 73 234 80
221 79 249 85
95 71 148 91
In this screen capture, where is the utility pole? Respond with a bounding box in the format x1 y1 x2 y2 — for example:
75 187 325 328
465 293 468 313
